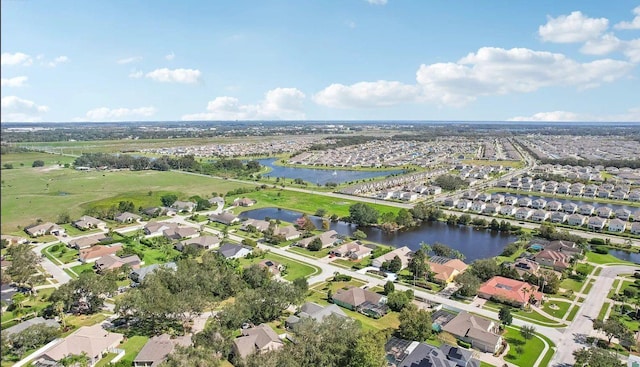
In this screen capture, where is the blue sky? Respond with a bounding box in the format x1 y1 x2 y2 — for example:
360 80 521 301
1 0 639 122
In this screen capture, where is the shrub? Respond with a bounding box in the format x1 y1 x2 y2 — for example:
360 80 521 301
457 340 471 349
593 246 609 254
333 273 352 282
590 238 606 246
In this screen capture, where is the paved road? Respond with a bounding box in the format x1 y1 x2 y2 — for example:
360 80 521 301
550 265 637 366
32 241 72 285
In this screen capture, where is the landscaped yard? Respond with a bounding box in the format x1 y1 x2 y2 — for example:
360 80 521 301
287 246 331 259
238 252 320 281
0 288 55 325
44 243 79 264
70 262 96 276
116 335 150 366
542 300 572 319
482 300 563 326
560 277 585 293
503 327 547 367
586 251 634 265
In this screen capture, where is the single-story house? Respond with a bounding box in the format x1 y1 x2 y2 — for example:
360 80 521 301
3 316 60 337
114 212 142 224
534 250 571 271
208 196 225 206
143 222 177 236
442 311 502 353
79 243 123 263
171 200 197 213
285 302 347 329
512 258 541 277
372 246 413 269
296 230 339 249
329 241 372 260
130 262 177 284
73 216 107 231
217 243 252 259
428 256 468 284
162 226 199 241
0 235 28 246
545 240 583 256
133 334 192 367
241 219 271 233
33 324 124 367
258 259 284 275
274 225 301 241
331 286 388 318
232 324 284 359
176 235 221 251
394 342 457 367
233 197 256 207
95 254 141 272
68 233 108 250
477 276 543 308
24 222 65 237
208 212 240 225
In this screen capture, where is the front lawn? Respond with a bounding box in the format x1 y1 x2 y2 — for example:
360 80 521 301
71 262 96 276
44 243 79 264
238 252 320 280
542 300 572 319
503 327 547 367
0 288 55 325
560 277 585 293
287 246 331 259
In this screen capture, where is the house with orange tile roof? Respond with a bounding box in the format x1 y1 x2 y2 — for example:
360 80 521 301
477 276 543 308
79 243 123 263
426 256 468 284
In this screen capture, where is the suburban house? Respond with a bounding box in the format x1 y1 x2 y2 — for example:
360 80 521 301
133 334 192 367
550 212 568 223
470 201 486 213
578 204 595 216
217 243 252 259
24 222 65 237
114 212 142 224
596 206 613 218
547 201 563 211
73 216 107 231
331 286 388 318
208 212 240 225
233 197 256 207
130 262 177 284
512 258 541 277
95 254 141 272
444 198 459 207
562 203 578 214
440 344 480 367
285 302 347 329
33 324 124 367
329 241 373 260
176 235 221 251
162 226 199 241
69 233 108 250
386 340 457 367
456 200 472 210
531 199 547 209
427 256 468 284
483 203 501 214
499 205 517 216
208 196 225 206
0 234 28 246
143 222 177 236
274 225 301 241
631 222 640 235
79 243 123 263
232 324 284 359
587 216 607 231
567 214 586 226
241 219 271 233
615 208 632 221
142 207 177 217
372 246 413 269
442 312 502 353
534 250 571 271
515 208 533 220
607 218 627 233
170 200 197 213
258 259 284 276
531 210 550 222
296 230 339 249
3 316 60 337
477 276 543 307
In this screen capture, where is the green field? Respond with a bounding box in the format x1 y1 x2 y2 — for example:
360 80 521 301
586 251 634 265
542 300 572 319
0 159 253 232
503 327 548 367
239 252 320 281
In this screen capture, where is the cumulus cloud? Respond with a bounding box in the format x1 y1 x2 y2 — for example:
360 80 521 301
182 87 306 121
365 0 387 4
315 47 634 108
615 6 640 30
117 56 142 64
47 56 69 67
1 76 28 87
624 39 640 63
1 52 33 66
1 96 48 123
509 108 640 122
580 33 623 55
539 11 608 43
79 106 157 122
128 70 144 79
144 68 201 84
165 52 175 61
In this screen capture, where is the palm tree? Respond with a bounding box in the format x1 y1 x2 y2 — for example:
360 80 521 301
53 300 67 329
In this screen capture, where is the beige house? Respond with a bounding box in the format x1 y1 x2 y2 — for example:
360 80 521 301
329 241 372 260
427 256 468 284
73 216 107 231
296 230 339 249
133 334 191 367
442 312 502 353
232 324 284 359
372 246 413 269
24 222 65 237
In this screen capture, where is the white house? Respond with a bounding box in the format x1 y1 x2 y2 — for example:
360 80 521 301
608 219 627 233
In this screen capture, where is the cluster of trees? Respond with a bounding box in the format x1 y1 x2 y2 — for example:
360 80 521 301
433 174 470 191
2 243 43 290
50 271 118 315
1 324 61 362
537 224 587 245
573 347 625 367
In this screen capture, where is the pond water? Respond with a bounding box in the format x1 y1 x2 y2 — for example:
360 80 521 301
494 192 638 212
257 158 404 185
609 249 640 264
239 207 517 262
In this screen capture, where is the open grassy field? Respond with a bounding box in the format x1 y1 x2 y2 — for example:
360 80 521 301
585 251 635 265
1 151 76 167
503 327 547 367
0 158 254 233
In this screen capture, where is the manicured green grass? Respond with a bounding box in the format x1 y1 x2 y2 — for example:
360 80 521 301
239 252 320 281
44 243 79 264
122 241 181 266
236 189 401 220
480 363 496 367
503 327 547 367
62 313 110 336
586 252 634 265
95 353 118 367
1 152 75 168
117 335 150 365
60 223 102 237
71 262 95 276
482 301 563 326
608 279 622 299
593 267 603 276
1 161 253 232
597 303 611 321
583 279 595 295
287 246 331 259
0 288 55 325
560 277 585 293
542 300 572 319
567 304 580 321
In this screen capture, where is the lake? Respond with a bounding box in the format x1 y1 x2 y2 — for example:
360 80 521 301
257 158 404 185
609 249 640 264
239 207 517 262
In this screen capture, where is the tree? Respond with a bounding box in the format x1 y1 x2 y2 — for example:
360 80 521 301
573 347 625 367
50 271 117 314
395 209 415 227
455 272 481 297
498 306 512 326
384 281 395 295
397 304 432 341
408 249 428 280
59 353 90 367
470 258 501 281
387 291 412 312
161 194 178 207
520 325 536 340
431 243 465 260
4 163 14 169
353 230 367 240
243 265 271 289
161 346 221 367
315 208 327 217
348 330 388 367
382 256 402 273
348 203 379 226
308 237 323 251
593 317 628 344
57 211 71 224
32 160 45 167
5 243 40 289
6 324 61 357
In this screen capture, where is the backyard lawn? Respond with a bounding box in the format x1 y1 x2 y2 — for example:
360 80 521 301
117 335 150 365
239 252 320 281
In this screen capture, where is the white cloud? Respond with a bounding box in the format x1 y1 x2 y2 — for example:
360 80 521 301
1 113 44 123
365 0 387 5
509 108 640 122
315 47 634 109
144 68 201 84
1 52 33 66
1 96 49 112
539 11 608 43
47 56 69 67
117 56 142 64
80 106 157 122
314 81 420 108
624 39 640 63
182 87 306 121
615 6 640 30
1 76 28 87
580 33 623 55
165 52 175 61
128 70 144 79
